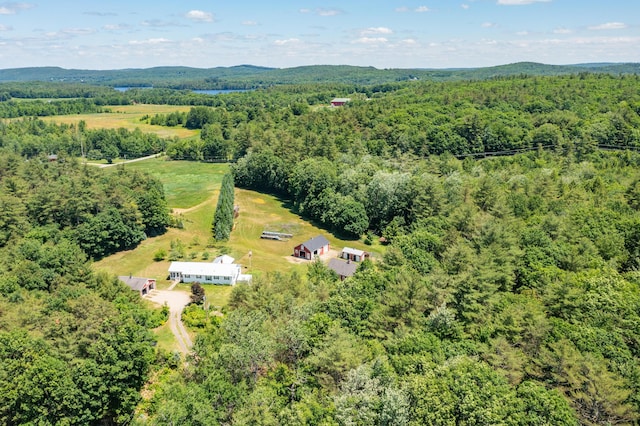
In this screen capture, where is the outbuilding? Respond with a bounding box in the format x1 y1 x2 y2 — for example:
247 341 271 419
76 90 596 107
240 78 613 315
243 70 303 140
293 235 330 260
331 98 351 107
328 258 358 280
118 276 156 296
340 247 369 262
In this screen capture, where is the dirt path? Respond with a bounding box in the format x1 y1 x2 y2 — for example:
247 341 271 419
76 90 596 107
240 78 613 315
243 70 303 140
87 153 162 168
146 289 192 354
172 197 215 215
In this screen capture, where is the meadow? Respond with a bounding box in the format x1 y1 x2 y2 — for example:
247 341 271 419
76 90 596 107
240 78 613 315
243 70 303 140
93 158 382 292
40 104 197 139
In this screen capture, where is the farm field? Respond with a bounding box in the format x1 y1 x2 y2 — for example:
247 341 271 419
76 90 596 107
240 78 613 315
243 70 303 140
40 104 197 139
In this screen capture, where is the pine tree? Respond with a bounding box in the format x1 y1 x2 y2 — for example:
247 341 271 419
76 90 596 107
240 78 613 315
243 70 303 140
212 173 235 241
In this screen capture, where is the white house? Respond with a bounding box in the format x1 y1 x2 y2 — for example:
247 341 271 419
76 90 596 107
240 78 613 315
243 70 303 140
168 261 251 285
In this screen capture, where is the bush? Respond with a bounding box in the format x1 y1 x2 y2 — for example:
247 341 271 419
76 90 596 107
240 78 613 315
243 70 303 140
153 249 167 261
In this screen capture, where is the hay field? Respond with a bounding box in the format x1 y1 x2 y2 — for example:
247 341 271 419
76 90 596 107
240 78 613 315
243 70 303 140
40 104 197 139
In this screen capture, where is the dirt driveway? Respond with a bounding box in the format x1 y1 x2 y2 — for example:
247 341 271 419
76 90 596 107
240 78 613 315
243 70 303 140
146 290 193 354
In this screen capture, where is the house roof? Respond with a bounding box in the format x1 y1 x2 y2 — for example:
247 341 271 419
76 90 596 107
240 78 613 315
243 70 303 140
331 98 351 103
213 254 235 264
169 261 241 278
342 247 365 257
118 276 152 292
300 235 330 252
328 259 358 278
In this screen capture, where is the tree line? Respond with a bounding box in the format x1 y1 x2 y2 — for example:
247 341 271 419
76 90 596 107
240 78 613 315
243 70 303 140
0 118 171 162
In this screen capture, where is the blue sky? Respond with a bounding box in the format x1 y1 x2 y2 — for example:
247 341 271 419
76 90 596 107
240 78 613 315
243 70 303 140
0 1 638 70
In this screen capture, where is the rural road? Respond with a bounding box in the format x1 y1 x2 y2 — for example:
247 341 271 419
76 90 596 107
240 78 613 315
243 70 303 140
90 153 161 168
146 289 192 354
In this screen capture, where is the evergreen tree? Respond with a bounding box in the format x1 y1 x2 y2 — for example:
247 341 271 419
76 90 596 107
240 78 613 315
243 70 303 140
212 173 235 241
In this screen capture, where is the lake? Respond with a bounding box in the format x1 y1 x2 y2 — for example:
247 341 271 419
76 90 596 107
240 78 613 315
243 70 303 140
113 87 249 95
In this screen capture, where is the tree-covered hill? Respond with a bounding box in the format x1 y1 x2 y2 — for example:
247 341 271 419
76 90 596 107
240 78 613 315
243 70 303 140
0 62 638 89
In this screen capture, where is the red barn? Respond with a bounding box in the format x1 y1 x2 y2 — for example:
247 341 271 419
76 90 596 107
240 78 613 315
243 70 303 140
331 98 351 107
294 235 330 260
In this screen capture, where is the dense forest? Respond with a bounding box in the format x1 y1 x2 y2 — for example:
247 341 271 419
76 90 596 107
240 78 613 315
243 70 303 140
0 156 171 424
149 149 640 425
1 70 640 424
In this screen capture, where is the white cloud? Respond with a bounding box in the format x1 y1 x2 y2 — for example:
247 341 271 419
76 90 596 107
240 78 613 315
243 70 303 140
482 22 497 28
242 20 258 26
62 28 94 36
553 27 572 34
299 7 343 16
186 10 213 22
353 37 388 44
361 27 393 36
401 38 417 45
415 6 430 12
103 24 129 31
497 0 550 4
0 3 33 14
274 38 299 46
0 24 12 31
516 31 529 36
141 19 182 28
588 22 626 30
129 38 171 45
461 4 470 9
395 7 409 12
317 8 343 16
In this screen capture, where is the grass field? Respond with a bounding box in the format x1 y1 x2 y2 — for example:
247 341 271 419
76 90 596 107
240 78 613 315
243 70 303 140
40 104 197 139
92 157 384 352
94 158 383 283
116 158 229 208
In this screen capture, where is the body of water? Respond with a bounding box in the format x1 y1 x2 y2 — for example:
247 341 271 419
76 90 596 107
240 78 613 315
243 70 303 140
113 87 249 95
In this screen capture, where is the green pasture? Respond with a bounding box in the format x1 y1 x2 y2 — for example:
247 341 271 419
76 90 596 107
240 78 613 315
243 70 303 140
40 104 197 139
116 158 229 208
94 158 383 291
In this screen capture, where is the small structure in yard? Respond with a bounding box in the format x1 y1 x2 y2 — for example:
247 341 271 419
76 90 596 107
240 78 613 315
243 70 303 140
261 230 294 241
331 98 351 107
168 261 252 285
294 235 330 260
340 247 370 262
328 259 358 280
234 205 240 218
213 254 235 264
118 275 156 296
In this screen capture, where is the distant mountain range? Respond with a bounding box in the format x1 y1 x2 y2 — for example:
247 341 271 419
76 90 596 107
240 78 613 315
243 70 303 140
0 62 638 89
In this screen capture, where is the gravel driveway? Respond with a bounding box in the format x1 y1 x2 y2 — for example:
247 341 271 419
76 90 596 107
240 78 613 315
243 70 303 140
146 290 193 353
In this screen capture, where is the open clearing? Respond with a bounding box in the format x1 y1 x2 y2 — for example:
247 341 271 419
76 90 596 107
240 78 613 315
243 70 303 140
93 158 383 351
40 104 197 139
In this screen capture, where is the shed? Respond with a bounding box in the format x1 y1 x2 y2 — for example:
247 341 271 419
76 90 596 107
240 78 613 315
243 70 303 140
293 235 330 260
328 259 358 280
118 276 156 296
340 247 369 262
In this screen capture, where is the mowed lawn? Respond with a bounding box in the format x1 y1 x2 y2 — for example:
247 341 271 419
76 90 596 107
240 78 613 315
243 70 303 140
40 104 197 139
93 159 383 298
